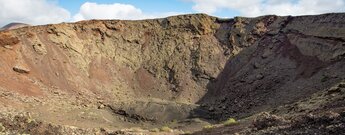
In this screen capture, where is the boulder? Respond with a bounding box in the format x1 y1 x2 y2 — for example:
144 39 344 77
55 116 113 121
13 66 30 74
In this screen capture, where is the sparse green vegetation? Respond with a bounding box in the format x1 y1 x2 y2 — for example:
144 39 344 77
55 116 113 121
203 124 215 129
223 118 237 126
321 75 329 82
0 123 5 132
149 128 160 132
183 131 192 135
160 126 172 132
26 116 35 124
170 119 178 125
129 127 143 132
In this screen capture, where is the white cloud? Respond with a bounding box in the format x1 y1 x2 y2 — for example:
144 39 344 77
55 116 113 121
0 0 70 26
0 1 182 27
73 2 146 21
73 2 182 21
190 0 262 15
187 0 345 17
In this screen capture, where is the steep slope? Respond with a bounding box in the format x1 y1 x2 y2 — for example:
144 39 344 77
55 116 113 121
197 13 345 120
0 13 344 134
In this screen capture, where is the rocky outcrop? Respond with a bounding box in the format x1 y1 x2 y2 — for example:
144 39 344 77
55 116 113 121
13 65 30 74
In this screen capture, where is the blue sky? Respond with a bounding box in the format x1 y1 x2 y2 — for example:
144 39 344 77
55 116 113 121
59 0 195 16
0 0 344 26
57 0 239 18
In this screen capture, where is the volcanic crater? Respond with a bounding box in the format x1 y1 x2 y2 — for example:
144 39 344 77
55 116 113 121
0 13 344 134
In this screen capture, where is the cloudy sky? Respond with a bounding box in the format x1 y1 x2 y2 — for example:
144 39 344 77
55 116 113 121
0 0 344 26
